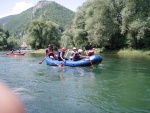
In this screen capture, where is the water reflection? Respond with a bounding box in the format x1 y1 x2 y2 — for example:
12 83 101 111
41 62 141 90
45 66 96 81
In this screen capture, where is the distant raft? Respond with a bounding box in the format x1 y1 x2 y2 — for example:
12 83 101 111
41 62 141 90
46 54 102 67
7 52 26 56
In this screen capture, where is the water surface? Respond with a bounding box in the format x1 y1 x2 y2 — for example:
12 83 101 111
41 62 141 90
0 52 150 113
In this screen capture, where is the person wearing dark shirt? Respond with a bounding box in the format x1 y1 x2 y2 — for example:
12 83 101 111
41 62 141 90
46 44 54 59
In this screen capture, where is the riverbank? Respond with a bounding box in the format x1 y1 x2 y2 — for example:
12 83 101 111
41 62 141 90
31 48 150 56
100 49 150 56
31 49 45 54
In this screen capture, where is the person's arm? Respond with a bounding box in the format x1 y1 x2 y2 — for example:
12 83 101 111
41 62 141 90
60 52 65 61
45 49 48 57
0 82 25 113
72 52 76 58
79 54 88 58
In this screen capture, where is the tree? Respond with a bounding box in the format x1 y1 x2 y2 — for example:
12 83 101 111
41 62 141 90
121 0 150 49
61 0 150 50
7 36 18 49
27 19 61 49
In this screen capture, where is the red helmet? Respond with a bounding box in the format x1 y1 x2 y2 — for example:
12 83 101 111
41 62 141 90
62 47 66 51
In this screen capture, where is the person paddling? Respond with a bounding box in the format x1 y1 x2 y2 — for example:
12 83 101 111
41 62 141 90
70 47 87 61
46 44 55 59
86 48 96 56
56 47 67 61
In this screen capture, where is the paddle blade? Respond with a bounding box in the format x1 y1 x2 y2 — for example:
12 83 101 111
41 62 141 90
39 62 42 64
59 63 64 68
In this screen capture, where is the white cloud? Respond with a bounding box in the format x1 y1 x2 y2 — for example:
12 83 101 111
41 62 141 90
13 1 34 14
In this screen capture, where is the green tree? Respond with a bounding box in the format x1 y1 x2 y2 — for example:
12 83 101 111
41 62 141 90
7 36 18 49
61 0 125 49
121 0 150 49
27 19 61 49
62 0 150 50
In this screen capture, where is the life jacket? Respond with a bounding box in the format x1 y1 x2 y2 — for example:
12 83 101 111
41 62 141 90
87 50 94 56
57 50 65 59
72 51 80 59
46 48 54 56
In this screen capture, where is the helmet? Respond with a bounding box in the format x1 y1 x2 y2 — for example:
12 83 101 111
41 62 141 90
78 49 83 53
48 44 53 48
73 47 76 50
62 47 66 51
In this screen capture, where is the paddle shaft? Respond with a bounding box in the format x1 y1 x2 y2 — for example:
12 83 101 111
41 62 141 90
89 57 94 68
85 50 94 68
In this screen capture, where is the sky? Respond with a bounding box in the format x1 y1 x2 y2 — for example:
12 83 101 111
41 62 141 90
0 0 86 18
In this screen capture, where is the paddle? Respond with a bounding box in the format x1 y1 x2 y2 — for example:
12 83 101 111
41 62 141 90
89 57 94 68
39 56 65 68
52 60 65 68
65 49 69 58
85 49 94 68
39 57 47 64
59 62 65 68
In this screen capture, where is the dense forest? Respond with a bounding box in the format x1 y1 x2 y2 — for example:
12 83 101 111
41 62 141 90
61 0 150 50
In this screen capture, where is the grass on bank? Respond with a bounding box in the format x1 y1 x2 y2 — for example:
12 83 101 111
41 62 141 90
31 49 45 54
100 48 150 56
31 48 150 56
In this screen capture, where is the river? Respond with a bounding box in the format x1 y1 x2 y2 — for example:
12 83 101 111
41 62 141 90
0 51 150 113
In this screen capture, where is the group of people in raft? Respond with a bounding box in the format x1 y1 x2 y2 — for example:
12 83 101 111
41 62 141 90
46 44 96 61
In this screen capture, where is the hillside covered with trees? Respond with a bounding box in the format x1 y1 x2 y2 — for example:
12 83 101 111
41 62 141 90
0 0 74 39
0 0 75 50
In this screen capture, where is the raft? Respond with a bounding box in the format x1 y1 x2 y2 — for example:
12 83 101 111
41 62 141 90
46 55 102 67
7 52 26 56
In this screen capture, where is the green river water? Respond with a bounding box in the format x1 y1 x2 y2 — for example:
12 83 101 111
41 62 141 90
0 52 150 113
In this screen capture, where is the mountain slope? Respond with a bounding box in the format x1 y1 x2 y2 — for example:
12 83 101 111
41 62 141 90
0 0 75 39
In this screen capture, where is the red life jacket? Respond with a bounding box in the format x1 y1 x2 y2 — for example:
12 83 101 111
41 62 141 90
87 50 94 56
48 48 53 53
46 48 54 56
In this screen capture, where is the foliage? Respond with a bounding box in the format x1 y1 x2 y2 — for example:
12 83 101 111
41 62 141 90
121 0 150 49
0 1 74 40
27 19 61 49
0 1 75 50
7 36 19 49
61 0 150 50
32 1 75 28
0 27 18 50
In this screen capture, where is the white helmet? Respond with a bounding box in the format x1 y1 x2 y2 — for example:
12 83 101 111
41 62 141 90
78 49 83 53
73 47 76 50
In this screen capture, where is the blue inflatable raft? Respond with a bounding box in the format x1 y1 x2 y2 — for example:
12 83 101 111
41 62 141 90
46 55 102 67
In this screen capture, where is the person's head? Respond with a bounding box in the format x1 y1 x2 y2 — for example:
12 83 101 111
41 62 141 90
78 49 83 53
92 48 96 50
73 47 77 51
48 44 53 48
62 47 67 52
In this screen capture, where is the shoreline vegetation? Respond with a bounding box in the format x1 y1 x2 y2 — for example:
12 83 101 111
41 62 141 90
100 49 150 56
31 48 150 56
